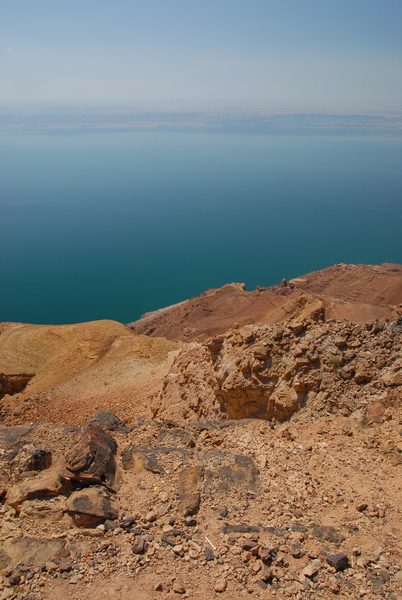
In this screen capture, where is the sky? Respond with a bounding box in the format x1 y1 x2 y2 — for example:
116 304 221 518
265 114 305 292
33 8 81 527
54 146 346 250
1 0 402 111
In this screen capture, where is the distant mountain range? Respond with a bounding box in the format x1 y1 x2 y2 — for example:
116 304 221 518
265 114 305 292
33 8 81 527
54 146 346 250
1 104 401 133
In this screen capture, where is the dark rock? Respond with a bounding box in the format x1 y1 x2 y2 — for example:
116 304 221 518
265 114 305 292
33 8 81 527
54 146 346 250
222 525 260 534
265 527 287 537
310 525 345 544
220 506 228 517
326 553 349 571
120 516 136 530
104 519 118 531
11 445 52 473
161 530 183 546
242 540 259 552
218 455 259 493
91 410 131 433
121 446 162 474
204 548 214 561
8 573 21 585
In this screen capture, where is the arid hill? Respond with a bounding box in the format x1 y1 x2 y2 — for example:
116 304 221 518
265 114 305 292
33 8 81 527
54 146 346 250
129 263 402 342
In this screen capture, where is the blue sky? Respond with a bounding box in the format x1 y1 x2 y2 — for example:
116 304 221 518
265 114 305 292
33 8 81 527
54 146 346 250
1 0 401 110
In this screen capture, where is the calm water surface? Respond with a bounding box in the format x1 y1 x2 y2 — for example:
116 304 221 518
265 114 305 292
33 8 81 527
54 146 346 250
1 131 402 324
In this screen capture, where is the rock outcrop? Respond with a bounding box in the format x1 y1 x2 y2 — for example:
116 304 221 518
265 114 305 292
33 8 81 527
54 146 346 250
156 317 402 423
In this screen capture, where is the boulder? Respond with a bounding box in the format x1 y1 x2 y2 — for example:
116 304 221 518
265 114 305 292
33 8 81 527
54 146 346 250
64 422 117 490
91 409 131 433
65 486 118 527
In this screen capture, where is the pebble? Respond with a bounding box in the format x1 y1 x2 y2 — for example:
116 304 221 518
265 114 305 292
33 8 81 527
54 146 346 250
214 578 227 593
172 582 186 594
302 559 322 578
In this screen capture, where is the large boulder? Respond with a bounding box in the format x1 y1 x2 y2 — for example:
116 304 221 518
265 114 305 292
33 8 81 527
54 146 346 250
64 422 118 490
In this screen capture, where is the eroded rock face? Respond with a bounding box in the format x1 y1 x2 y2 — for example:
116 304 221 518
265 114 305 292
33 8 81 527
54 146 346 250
0 373 33 399
157 318 402 423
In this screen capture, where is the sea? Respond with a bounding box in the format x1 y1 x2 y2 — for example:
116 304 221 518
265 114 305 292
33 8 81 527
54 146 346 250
1 130 402 325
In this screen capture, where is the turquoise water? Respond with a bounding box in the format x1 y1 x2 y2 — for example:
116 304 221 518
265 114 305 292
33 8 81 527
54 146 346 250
1 131 402 325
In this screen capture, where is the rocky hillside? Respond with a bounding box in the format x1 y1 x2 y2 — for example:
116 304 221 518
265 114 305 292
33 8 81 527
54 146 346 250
154 317 402 426
0 263 401 600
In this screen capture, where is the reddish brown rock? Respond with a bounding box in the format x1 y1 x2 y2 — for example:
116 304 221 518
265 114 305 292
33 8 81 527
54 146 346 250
64 422 117 490
178 466 204 516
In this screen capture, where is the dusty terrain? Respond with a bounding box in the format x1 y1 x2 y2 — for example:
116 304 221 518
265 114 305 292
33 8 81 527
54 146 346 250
0 263 402 600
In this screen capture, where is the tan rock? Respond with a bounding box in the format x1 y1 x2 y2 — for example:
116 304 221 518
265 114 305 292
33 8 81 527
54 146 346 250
6 457 72 511
214 578 227 593
303 559 322 578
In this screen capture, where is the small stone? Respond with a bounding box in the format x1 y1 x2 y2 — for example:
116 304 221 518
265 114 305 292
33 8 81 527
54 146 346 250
204 548 214 561
356 503 368 512
8 574 21 585
214 578 227 593
45 561 58 572
132 537 147 554
288 540 306 559
172 582 186 594
120 516 136 530
326 553 349 571
303 559 322 578
59 558 72 572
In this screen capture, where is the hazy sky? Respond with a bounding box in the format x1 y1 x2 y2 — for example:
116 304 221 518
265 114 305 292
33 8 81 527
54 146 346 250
1 0 401 110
